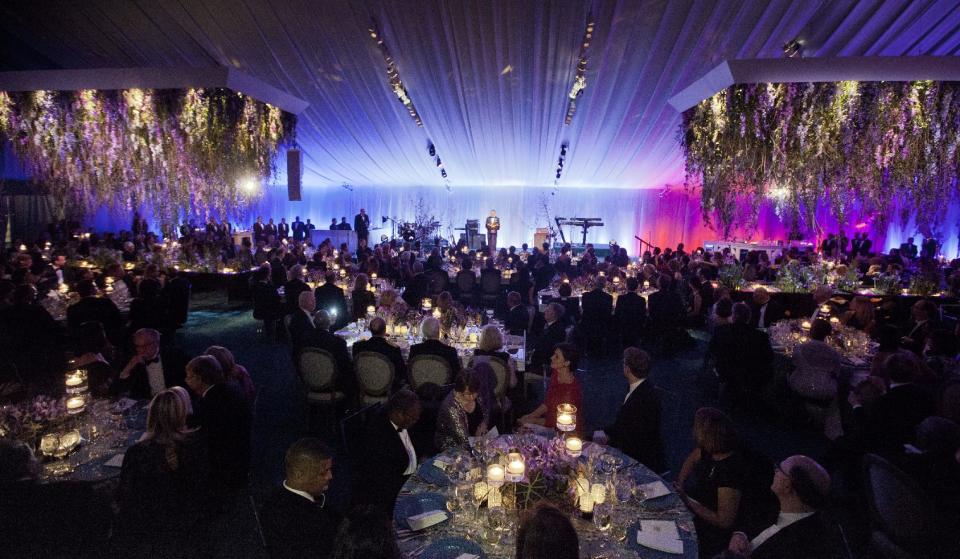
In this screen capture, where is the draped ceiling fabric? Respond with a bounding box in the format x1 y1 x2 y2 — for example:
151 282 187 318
4 1 960 252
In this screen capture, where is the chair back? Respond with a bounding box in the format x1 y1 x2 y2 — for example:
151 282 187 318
409 355 453 390
426 269 448 296
471 354 509 398
355 351 395 402
457 271 477 293
862 453 933 552
480 271 501 294
298 348 337 392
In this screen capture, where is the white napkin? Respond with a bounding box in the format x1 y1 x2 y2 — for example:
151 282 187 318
104 453 125 468
454 554 479 559
636 520 683 554
407 510 448 531
638 480 671 499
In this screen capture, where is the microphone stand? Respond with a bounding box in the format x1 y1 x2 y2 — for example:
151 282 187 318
634 235 655 252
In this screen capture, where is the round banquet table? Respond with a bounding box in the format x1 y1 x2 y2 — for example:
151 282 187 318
394 434 697 559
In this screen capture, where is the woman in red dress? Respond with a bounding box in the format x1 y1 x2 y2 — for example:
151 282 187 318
517 343 582 429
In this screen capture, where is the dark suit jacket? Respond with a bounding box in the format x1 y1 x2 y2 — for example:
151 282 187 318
746 511 845 559
605 380 665 473
162 275 191 326
113 348 188 400
852 382 935 455
253 222 264 242
581 288 612 325
284 278 311 315
288 309 317 355
355 410 414 512
67 296 123 341
708 323 774 389
277 222 289 239
402 273 428 309
314 283 348 329
353 336 407 388
259 487 340 559
505 304 530 335
647 289 684 331
354 213 370 236
530 320 566 374
749 300 783 329
195 382 253 494
614 291 647 344
410 339 461 377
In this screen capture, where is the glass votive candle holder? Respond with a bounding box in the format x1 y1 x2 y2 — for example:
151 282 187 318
565 436 583 457
422 298 432 311
505 452 525 482
366 305 375 317
486 464 505 487
801 320 812 330
66 395 86 414
65 369 88 394
556 403 577 432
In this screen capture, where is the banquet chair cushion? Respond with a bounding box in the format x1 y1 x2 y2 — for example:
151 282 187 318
355 351 395 398
470 355 510 398
409 355 453 389
298 347 338 393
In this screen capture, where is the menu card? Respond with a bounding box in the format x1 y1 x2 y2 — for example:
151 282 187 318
407 510 448 531
636 519 683 554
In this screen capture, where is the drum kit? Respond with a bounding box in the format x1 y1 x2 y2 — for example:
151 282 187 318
398 220 442 242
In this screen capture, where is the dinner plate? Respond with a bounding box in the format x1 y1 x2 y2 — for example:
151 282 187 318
417 461 451 487
420 536 486 559
394 492 449 530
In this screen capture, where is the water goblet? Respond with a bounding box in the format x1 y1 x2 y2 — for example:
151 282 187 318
614 477 635 504
593 503 613 533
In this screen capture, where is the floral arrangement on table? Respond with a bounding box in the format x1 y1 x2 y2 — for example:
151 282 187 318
681 80 960 239
873 273 903 296
834 267 862 293
717 261 745 290
909 274 940 297
0 396 68 440
0 88 296 233
496 436 583 510
773 260 811 293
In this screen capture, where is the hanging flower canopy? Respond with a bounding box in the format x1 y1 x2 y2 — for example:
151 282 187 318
0 87 296 232
680 80 960 240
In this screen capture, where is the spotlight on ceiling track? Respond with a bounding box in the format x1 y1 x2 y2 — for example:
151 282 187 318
428 142 436 157
239 176 259 195
782 39 803 58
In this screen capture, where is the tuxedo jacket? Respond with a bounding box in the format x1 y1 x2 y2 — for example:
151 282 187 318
67 296 123 340
605 380 665 473
355 410 415 512
113 348 188 400
288 309 317 354
314 283 348 328
353 336 407 388
291 221 305 240
851 382 935 455
283 278 311 315
749 299 784 329
647 289 684 330
530 320 567 375
354 213 370 234
195 382 252 493
259 487 340 559
409 339 461 377
614 291 647 339
581 288 612 325
505 304 530 335
277 222 289 239
253 222 264 241
746 512 844 559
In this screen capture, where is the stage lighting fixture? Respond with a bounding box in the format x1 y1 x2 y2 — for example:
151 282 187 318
783 39 802 58
428 142 436 157
382 216 389 224
436 157 443 167
239 176 259 194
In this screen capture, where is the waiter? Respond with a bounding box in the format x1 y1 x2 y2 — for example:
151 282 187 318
354 208 370 243
485 209 500 255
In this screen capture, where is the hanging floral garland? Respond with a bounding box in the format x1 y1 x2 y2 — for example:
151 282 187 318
0 87 296 233
680 80 960 240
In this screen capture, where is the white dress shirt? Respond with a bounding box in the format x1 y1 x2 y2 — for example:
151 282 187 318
145 356 166 396
750 511 814 549
283 480 315 503
757 303 768 328
391 420 417 475
624 378 645 404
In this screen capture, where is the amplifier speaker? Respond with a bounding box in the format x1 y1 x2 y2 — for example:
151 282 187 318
287 149 301 201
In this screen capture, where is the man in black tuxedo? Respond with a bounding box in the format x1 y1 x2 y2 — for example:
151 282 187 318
402 262 428 310
66 279 123 345
708 303 774 411
0 284 62 382
355 390 421 513
301 310 355 398
901 299 937 355
849 232 863 257
292 216 305 242
265 218 278 243
749 287 783 329
284 265 311 316
161 269 191 329
614 277 647 348
354 208 370 243
288 291 318 358
337 217 352 231
114 328 187 400
253 216 265 244
277 218 290 241
858 234 872 257
595 347 664 473
305 219 316 234
899 236 918 259
504 291 530 335
409 316 461 377
529 303 566 375
260 438 340 559
647 275 685 352
314 271 349 330
581 276 613 355
185 355 253 495
724 455 842 559
353 317 407 389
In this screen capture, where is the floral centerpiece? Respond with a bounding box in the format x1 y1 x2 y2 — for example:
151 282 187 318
717 261 745 290
909 274 940 297
0 395 69 441
873 273 902 296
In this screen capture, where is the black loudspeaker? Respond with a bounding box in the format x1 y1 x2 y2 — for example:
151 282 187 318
287 149 301 201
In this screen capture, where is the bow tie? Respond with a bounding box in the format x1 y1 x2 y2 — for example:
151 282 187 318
144 357 160 365
395 426 405 433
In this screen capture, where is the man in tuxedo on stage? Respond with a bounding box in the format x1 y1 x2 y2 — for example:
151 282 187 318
253 216 265 244
114 328 187 400
485 210 500 254
354 208 370 243
337 217 352 231
292 216 305 242
277 218 289 241
504 291 530 335
594 347 664 473
353 317 407 389
724 455 842 559
354 389 422 513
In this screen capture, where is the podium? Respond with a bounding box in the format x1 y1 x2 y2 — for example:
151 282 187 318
311 229 358 252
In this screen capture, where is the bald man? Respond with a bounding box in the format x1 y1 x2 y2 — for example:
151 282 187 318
259 438 340 559
725 455 842 559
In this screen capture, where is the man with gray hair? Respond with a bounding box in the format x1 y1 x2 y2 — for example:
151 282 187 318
530 303 567 375
409 316 461 377
288 291 317 357
115 328 187 399
300 309 355 399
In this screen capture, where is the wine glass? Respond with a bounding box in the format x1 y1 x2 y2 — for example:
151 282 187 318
614 476 635 504
593 503 612 533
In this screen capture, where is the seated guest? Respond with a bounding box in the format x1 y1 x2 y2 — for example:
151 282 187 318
648 275 686 352
555 282 581 325
516 501 579 559
302 310 356 397
410 316 461 377
353 317 407 389
331 506 402 559
251 264 283 335
709 303 775 410
115 328 187 400
401 261 428 309
436 290 456 315
288 291 318 356
127 278 169 335
67 278 123 344
75 321 116 396
870 324 931 384
923 329 958 383
351 273 377 321
749 287 782 329
204 345 255 405
116 390 209 557
723 455 841 559
0 283 62 384
840 296 875 333
677 407 746 558
615 277 647 347
185 355 253 495
529 303 567 375
355 389 422 512
472 324 518 389
315 271 349 329
807 285 834 322
788 319 841 403
377 288 409 316
260 438 340 559
504 291 530 335
518 343 581 429
594 347 664 473
709 295 734 333
435 371 487 451
284 265 311 316
902 299 938 355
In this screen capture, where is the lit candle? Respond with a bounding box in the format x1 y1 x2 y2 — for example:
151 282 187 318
579 491 595 515
591 483 607 505
820 304 831 314
371 273 378 280
557 412 574 430
432 308 441 319
801 321 812 330
563 278 570 284
829 317 840 324
486 464 505 487
506 452 525 482
422 298 432 311
65 370 87 394
18 244 26 251
339 268 346 278
66 395 86 414
644 280 651 289
613 276 621 285
366 305 375 316
565 436 583 457
556 403 577 432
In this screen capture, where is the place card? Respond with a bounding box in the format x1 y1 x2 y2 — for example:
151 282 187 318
407 510 448 531
638 480 671 499
636 520 682 554
104 453 125 468
454 554 479 559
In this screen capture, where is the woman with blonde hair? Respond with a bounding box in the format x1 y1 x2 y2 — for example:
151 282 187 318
204 345 255 404
472 324 518 389
841 296 875 334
